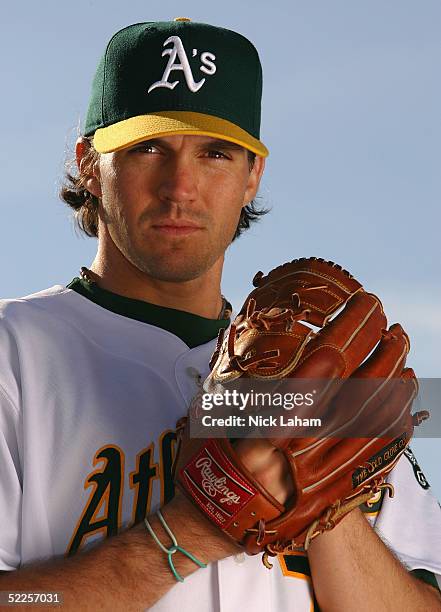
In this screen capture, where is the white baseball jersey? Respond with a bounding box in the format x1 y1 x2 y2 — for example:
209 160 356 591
0 281 440 611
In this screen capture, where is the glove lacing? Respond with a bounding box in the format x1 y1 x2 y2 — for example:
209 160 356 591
257 479 395 569
226 296 314 373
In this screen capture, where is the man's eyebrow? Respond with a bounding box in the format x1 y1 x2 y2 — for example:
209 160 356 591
130 138 163 148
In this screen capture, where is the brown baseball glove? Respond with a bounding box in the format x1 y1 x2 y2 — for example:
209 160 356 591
174 257 429 567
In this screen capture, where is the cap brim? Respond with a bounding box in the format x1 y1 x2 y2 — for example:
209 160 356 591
93 111 269 157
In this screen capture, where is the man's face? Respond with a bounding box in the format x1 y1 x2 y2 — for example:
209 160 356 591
89 135 264 282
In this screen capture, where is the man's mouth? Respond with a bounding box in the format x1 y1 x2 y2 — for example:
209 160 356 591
151 221 203 236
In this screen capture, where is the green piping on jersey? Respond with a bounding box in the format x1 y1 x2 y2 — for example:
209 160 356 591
67 278 230 348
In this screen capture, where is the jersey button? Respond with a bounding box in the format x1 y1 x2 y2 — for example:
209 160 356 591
234 553 246 564
186 366 202 384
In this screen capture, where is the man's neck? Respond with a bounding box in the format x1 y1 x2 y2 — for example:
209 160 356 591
87 250 225 320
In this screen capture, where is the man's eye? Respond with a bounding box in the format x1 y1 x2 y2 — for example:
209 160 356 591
206 150 229 159
133 143 159 154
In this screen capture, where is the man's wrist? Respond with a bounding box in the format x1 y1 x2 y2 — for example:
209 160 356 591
307 507 363 553
162 489 241 564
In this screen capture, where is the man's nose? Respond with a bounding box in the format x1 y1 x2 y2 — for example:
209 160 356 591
157 156 198 204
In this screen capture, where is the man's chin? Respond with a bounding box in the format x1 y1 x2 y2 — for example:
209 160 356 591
128 239 227 282
136 258 215 283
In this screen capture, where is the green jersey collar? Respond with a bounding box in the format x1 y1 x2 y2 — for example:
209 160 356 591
67 277 230 349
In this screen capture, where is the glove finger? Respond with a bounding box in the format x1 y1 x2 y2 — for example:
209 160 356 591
296 369 418 499
312 324 411 435
270 324 409 451
268 324 410 452
349 323 409 380
343 367 417 442
294 291 386 380
287 367 419 492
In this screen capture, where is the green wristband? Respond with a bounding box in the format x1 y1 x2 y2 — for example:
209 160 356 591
144 509 207 582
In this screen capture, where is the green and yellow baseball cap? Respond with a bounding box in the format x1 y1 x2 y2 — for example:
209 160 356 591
84 18 268 157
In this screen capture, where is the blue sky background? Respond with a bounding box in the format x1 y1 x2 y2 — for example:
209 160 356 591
1 1 440 498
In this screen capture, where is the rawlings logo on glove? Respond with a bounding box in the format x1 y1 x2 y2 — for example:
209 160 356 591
196 456 242 505
182 441 258 527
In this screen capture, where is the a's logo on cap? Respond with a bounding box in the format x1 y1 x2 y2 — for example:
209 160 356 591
148 36 216 94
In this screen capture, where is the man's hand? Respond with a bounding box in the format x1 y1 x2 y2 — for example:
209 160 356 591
234 438 293 505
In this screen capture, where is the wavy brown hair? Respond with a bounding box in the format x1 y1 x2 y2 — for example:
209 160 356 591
59 137 269 240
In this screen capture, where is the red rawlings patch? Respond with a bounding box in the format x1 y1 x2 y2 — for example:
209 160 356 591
180 440 258 529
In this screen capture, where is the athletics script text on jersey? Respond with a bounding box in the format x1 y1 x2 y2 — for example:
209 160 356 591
67 431 177 554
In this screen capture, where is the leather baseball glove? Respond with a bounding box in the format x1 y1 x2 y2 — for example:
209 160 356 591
174 257 429 567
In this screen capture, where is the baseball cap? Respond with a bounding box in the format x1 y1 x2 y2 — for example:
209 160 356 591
84 18 268 157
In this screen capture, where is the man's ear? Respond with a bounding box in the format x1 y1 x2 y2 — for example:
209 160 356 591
243 155 265 207
75 137 102 198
